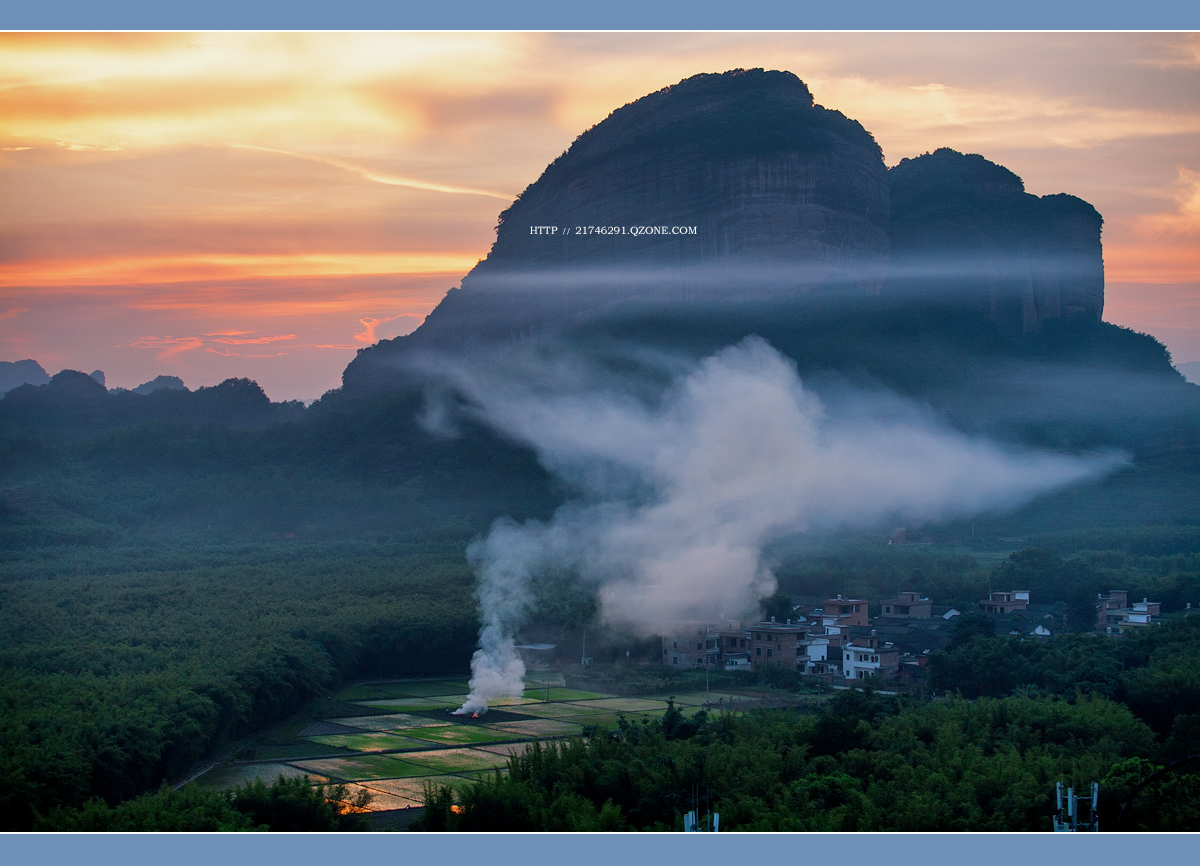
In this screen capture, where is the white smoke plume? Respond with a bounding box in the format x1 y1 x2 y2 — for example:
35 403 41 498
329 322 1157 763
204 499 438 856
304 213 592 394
437 337 1119 713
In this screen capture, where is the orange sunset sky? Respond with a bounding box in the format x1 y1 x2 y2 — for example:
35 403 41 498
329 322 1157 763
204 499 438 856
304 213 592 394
2 32 1199 401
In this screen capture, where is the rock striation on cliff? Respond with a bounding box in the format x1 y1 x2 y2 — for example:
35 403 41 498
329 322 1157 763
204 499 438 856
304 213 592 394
886 148 1104 333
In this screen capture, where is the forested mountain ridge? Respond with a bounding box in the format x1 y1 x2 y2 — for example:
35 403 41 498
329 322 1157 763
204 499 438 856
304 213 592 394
0 370 304 440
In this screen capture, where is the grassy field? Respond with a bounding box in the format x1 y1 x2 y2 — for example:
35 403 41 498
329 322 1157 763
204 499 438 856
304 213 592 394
193 673 770 811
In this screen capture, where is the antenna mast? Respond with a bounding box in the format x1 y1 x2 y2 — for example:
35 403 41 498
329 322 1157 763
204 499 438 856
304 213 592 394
1053 780 1099 832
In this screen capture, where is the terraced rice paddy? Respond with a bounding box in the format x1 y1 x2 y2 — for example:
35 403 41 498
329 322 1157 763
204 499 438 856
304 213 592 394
487 719 583 736
291 754 432 780
399 748 511 774
194 674 762 812
402 725 526 745
309 732 434 752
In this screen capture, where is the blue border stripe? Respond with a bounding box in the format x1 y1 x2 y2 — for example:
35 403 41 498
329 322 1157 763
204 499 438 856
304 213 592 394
3 0 1198 32
2 830 1188 865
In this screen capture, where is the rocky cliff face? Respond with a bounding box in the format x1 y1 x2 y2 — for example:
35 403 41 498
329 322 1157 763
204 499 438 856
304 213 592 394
886 148 1104 333
344 71 1108 390
374 69 890 358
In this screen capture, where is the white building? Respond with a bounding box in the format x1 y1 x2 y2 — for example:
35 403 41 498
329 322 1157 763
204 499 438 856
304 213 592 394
842 634 899 681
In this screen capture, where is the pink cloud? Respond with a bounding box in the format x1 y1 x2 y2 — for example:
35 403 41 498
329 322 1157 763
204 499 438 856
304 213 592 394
353 313 421 344
209 333 297 345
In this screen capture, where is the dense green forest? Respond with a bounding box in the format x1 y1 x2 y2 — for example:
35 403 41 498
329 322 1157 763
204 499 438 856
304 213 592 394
419 687 1199 831
38 775 372 831
0 541 476 829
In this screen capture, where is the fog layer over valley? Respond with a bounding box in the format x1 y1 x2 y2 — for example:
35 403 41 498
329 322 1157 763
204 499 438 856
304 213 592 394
418 338 1119 711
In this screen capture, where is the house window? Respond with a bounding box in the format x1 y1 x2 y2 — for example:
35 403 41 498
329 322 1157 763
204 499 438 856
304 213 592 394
755 648 761 656
673 641 677 649
766 649 772 658
740 639 746 647
696 642 702 650
673 657 678 664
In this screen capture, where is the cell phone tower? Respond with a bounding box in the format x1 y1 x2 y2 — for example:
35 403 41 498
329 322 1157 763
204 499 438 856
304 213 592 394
1052 780 1099 832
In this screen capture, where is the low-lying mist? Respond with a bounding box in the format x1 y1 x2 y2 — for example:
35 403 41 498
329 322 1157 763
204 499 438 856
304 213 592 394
417 336 1120 713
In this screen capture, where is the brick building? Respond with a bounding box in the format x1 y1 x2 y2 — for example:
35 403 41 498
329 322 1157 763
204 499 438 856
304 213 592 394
750 620 807 670
822 596 870 627
880 591 932 619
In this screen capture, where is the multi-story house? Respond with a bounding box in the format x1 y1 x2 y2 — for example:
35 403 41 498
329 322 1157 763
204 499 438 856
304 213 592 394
1097 590 1130 628
799 633 837 675
842 633 900 681
718 629 752 669
980 590 1030 614
822 595 870 627
661 622 723 668
750 620 808 670
880 591 932 619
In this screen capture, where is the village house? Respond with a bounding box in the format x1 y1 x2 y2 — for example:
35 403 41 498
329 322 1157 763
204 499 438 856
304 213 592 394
880 591 933 618
661 622 724 669
822 595 870 627
980 590 1030 614
842 633 900 680
750 619 807 671
1097 590 1130 627
897 651 930 683
718 629 752 669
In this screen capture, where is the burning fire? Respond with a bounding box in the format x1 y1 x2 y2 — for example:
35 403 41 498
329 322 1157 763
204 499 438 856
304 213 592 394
451 805 465 814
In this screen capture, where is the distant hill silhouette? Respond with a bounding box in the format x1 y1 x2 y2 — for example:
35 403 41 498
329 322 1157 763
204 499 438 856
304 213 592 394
0 372 303 439
131 375 187 395
0 360 49 395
